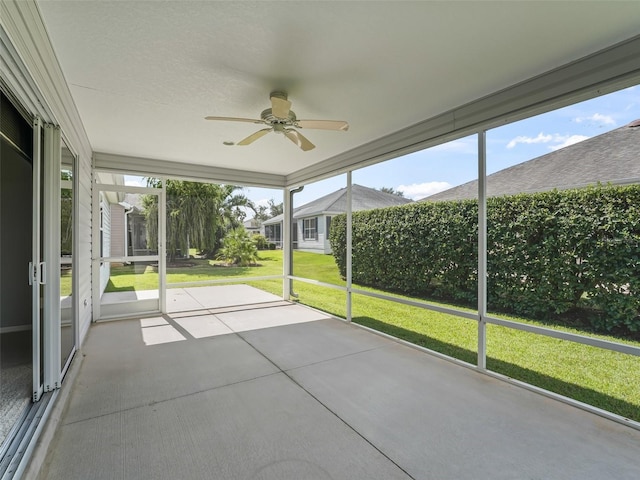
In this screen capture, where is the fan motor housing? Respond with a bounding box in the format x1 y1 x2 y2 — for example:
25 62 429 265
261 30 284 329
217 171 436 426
261 108 297 125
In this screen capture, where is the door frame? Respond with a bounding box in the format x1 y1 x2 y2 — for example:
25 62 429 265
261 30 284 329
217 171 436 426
91 181 164 320
60 138 78 379
42 123 61 393
30 118 44 401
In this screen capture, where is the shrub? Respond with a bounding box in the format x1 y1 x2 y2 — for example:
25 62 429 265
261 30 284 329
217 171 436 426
217 227 259 266
252 234 269 250
330 185 640 334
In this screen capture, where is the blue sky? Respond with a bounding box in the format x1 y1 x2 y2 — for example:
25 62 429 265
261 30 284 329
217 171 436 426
245 85 639 209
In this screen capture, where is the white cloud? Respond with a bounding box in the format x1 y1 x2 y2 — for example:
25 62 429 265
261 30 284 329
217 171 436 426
575 113 616 126
506 132 590 151
549 134 590 151
396 182 452 200
506 132 553 149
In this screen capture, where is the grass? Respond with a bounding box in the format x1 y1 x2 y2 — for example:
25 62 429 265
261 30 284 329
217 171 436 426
105 251 284 292
105 249 640 422
60 270 72 297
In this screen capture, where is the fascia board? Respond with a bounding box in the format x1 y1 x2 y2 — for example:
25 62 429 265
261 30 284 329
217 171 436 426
93 152 286 188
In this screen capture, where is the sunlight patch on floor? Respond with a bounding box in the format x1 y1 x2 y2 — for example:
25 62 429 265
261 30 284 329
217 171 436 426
174 315 233 339
140 317 186 346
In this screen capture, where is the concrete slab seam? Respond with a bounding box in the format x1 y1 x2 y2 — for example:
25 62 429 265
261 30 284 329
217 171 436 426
280 345 390 374
60 370 283 428
234 330 418 480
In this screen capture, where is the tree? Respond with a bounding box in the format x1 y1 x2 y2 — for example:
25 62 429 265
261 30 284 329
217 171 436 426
60 169 73 254
143 180 249 261
248 198 283 222
268 199 283 217
250 202 270 222
379 186 405 197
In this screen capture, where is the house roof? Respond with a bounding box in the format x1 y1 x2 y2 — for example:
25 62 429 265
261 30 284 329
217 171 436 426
424 121 640 202
264 184 412 225
243 218 261 229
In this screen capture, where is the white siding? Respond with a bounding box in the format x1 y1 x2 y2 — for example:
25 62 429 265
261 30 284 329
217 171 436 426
110 203 125 257
77 152 92 342
99 194 111 296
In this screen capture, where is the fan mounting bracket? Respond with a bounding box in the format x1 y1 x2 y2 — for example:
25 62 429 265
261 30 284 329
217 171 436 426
270 91 288 101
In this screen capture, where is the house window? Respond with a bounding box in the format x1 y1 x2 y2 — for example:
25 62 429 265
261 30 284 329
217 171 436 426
265 224 281 242
303 217 318 241
326 216 332 236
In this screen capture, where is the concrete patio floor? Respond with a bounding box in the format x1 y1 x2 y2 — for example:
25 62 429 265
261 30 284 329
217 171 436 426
38 286 640 479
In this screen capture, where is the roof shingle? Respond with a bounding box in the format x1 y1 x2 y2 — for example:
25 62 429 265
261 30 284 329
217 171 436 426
264 184 412 224
424 121 640 202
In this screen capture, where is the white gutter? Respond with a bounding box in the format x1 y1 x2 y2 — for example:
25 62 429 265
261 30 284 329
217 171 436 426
120 202 133 260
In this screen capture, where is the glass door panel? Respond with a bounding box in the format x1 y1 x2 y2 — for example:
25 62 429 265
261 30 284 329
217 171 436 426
60 142 75 373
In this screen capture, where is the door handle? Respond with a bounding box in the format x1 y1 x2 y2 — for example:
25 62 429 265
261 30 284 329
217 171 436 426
39 262 46 285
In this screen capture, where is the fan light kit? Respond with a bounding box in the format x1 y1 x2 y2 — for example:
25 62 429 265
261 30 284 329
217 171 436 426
206 91 349 151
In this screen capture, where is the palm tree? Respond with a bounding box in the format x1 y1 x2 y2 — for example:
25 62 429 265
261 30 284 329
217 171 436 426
217 227 259 266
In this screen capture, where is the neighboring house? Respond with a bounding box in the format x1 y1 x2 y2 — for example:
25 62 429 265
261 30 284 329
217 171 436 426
263 184 412 254
98 186 151 294
95 179 124 295
424 120 640 202
109 193 149 258
244 218 261 235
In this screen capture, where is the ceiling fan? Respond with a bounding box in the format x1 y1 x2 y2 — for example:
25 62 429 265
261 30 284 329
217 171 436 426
205 91 349 151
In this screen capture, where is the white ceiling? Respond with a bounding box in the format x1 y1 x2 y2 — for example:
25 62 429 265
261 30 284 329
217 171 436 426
36 1 640 181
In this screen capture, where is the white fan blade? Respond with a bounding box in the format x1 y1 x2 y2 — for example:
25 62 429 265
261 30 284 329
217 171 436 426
205 116 264 124
237 128 272 146
296 120 349 131
284 129 315 151
271 96 291 119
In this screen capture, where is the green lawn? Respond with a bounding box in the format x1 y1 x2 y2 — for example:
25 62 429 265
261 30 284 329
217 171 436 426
60 270 72 297
105 249 640 422
105 251 284 292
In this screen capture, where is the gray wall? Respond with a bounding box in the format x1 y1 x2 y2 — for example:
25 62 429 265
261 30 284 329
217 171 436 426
0 139 32 329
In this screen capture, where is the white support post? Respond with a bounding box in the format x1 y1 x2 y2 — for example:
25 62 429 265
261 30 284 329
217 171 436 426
477 131 488 370
91 161 101 322
159 178 167 313
346 172 353 322
282 187 292 300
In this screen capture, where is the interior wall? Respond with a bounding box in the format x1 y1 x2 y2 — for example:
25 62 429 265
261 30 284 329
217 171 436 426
0 138 32 330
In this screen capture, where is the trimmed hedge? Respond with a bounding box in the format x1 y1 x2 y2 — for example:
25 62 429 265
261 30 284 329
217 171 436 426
330 185 640 334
